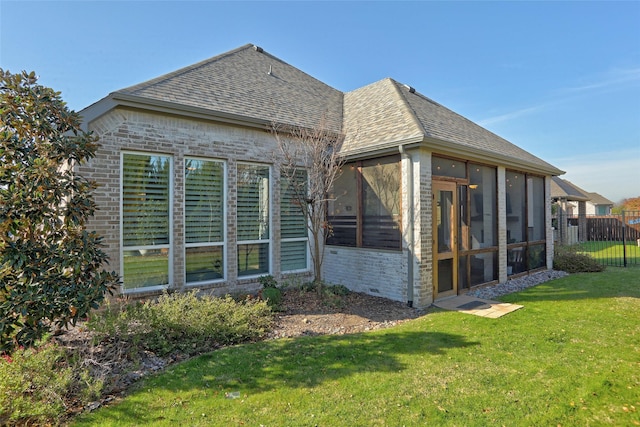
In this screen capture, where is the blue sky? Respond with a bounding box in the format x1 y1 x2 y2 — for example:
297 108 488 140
1 1 639 202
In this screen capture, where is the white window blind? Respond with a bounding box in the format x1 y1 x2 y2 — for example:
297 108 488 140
280 169 308 272
185 158 225 283
121 153 171 290
237 164 270 277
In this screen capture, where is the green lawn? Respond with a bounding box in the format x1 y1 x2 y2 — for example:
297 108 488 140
577 241 640 266
74 268 640 426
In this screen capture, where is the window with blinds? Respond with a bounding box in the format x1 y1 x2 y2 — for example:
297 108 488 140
281 169 308 272
185 158 225 284
237 164 270 277
121 152 172 290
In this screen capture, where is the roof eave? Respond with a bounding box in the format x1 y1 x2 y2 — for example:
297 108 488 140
80 92 272 132
423 137 565 176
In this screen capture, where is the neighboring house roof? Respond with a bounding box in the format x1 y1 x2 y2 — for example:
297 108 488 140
586 192 614 206
81 44 563 176
551 177 590 202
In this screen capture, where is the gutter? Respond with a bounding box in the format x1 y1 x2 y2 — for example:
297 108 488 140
399 144 414 307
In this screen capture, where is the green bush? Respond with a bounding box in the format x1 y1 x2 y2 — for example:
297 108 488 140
262 287 283 310
0 341 97 426
258 275 279 289
327 284 350 296
88 292 274 357
554 246 605 273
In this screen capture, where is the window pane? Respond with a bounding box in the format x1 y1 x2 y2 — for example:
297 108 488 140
237 164 270 241
528 244 546 270
458 255 469 290
432 156 466 179
185 159 224 244
238 243 269 276
507 247 526 276
528 176 545 241
123 154 170 247
281 240 307 272
506 171 526 243
362 156 401 249
281 169 307 239
327 164 358 246
123 249 169 289
186 246 223 283
469 164 497 248
470 252 498 286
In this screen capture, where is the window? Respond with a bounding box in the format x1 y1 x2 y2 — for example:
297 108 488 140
185 158 225 284
506 171 546 275
280 169 309 272
432 156 467 179
327 155 401 250
237 164 270 277
121 152 172 291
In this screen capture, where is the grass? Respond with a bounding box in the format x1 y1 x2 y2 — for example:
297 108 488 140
577 241 640 266
74 268 640 426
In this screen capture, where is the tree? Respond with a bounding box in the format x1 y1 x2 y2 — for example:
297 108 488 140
271 116 345 287
0 69 118 351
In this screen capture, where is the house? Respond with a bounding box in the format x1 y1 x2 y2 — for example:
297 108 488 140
551 177 615 244
80 44 563 308
585 192 614 216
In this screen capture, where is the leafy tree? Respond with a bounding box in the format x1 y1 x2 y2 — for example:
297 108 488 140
0 69 118 351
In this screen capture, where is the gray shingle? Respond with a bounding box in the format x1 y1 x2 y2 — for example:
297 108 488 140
116 44 343 132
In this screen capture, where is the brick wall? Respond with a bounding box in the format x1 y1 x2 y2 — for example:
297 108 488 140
80 107 307 297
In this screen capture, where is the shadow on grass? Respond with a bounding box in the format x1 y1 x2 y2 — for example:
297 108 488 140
178 329 478 392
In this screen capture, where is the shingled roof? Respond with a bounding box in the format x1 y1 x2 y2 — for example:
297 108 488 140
82 44 562 175
101 44 343 132
551 177 590 201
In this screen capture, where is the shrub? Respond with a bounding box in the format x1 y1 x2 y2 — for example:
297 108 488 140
258 275 279 289
0 341 100 426
88 291 274 357
327 284 350 296
554 246 605 273
262 287 283 310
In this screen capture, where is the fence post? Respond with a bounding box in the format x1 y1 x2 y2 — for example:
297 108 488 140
622 210 627 268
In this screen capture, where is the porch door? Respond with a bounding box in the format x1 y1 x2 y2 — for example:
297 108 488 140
433 181 458 300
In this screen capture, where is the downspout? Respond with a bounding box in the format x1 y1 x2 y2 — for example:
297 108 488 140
399 145 414 307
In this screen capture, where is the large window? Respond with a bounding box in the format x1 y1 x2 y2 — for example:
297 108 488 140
237 164 270 277
327 155 401 250
506 171 546 275
185 158 225 284
121 152 172 291
280 169 309 272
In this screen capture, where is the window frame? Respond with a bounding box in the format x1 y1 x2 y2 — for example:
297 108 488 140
280 168 310 273
120 151 173 293
327 155 403 251
236 162 272 278
184 157 227 286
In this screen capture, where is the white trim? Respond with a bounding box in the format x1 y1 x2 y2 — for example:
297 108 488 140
183 156 227 286
236 162 272 277
120 151 174 293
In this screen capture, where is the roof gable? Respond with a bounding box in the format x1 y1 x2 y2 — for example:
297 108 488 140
114 44 343 132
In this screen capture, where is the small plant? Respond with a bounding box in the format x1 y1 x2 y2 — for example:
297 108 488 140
0 339 100 426
262 287 283 311
554 246 605 273
327 284 350 296
258 275 279 289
